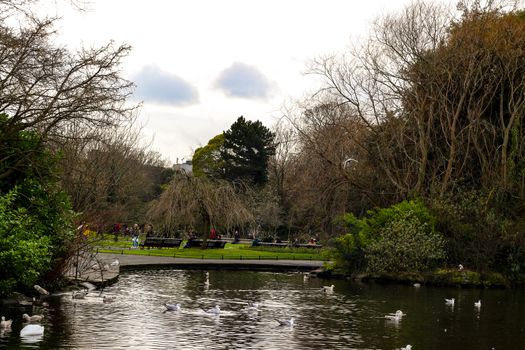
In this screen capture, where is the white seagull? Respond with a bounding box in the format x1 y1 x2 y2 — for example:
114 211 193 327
474 300 481 309
103 295 116 303
23 314 44 323
322 285 335 294
275 317 295 326
445 298 455 306
165 303 181 311
110 259 120 269
0 316 12 329
413 283 421 288
33 285 49 296
72 290 88 299
385 310 406 321
401 345 412 350
247 302 259 311
203 305 220 315
20 324 44 337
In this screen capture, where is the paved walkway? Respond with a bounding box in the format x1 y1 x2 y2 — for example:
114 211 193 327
99 253 324 271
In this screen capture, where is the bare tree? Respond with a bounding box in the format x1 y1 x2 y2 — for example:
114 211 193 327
0 8 136 181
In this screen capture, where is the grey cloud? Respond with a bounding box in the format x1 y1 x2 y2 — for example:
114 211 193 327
133 65 198 106
215 62 271 99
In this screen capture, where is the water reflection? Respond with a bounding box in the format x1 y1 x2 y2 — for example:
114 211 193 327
1 270 525 349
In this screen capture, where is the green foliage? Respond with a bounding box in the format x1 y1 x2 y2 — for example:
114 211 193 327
0 188 52 297
221 116 275 185
0 121 75 297
430 191 513 272
364 211 445 273
334 200 445 274
192 134 225 178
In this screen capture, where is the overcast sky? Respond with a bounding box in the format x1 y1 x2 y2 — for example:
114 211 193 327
44 0 432 164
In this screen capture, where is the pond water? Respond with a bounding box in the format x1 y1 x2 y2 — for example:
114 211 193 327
1 269 525 349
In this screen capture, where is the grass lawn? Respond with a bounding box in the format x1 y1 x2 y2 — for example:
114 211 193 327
91 235 327 261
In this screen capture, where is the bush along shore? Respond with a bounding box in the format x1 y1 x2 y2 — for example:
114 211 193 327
320 200 524 289
316 266 513 289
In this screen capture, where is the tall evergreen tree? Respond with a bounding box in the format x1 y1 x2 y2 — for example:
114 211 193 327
221 116 275 185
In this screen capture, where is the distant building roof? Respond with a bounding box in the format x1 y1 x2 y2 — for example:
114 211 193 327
173 160 192 174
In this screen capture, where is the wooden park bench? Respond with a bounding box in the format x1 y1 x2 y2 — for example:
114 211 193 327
253 242 289 248
141 237 182 249
206 239 227 248
293 243 323 249
183 239 227 249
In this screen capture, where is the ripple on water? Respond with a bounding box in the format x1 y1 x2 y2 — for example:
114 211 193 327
2 269 525 349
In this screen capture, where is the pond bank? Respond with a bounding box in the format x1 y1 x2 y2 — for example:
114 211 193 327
315 267 517 288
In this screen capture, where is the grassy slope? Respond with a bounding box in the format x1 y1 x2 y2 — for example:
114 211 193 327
91 235 326 261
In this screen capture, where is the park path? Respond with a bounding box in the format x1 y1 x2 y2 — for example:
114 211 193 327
99 252 324 271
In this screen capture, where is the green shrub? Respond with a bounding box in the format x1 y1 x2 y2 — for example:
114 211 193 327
430 191 512 272
334 200 445 274
0 123 75 297
365 211 445 273
0 188 52 297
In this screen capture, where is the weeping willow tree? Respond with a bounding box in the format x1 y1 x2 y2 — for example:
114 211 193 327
147 172 254 237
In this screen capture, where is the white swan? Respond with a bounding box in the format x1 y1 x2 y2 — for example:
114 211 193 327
413 283 421 288
0 316 12 329
445 298 455 306
203 305 220 315
385 310 405 321
20 324 44 337
322 285 335 293
23 314 44 323
474 300 481 309
458 264 464 271
275 317 294 326
401 345 412 350
165 303 181 311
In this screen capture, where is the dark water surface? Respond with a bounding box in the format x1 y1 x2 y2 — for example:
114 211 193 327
1 269 525 349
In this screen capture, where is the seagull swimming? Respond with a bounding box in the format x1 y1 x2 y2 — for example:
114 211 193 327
247 302 259 311
0 316 12 329
20 324 44 337
33 285 49 296
275 317 295 326
322 285 335 293
72 290 88 299
165 303 181 311
413 283 421 288
103 295 116 303
474 300 481 309
385 310 406 321
23 314 44 323
203 305 220 315
445 298 455 306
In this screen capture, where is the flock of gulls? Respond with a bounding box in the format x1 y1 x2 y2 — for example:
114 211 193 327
1 263 485 349
0 277 117 342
